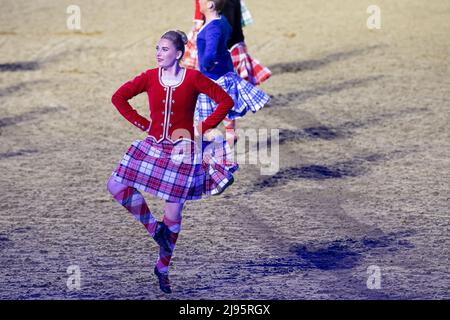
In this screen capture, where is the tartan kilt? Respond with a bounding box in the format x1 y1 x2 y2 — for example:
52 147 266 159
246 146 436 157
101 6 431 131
230 42 271 85
195 71 270 121
111 136 238 203
201 138 239 195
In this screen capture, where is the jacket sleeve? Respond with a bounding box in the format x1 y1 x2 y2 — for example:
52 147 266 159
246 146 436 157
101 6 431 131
111 71 151 131
195 71 234 134
202 24 222 71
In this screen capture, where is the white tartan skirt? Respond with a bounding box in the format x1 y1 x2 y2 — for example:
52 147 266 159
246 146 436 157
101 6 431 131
195 72 270 121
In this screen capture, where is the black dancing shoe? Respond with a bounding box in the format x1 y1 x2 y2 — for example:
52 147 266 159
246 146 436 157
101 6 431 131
152 222 172 252
154 266 172 294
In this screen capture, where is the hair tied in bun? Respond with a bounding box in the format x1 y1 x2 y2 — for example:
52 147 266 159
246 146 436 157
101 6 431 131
161 30 188 60
175 30 188 45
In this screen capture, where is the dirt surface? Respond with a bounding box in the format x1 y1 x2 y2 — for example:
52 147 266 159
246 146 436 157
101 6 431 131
0 0 449 299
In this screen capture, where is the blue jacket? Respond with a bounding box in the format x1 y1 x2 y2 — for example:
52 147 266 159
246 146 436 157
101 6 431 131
197 16 234 80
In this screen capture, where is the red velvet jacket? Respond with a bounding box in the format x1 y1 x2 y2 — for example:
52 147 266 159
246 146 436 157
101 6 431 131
111 68 234 143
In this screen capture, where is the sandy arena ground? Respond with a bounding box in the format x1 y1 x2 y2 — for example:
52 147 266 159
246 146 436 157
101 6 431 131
0 0 449 299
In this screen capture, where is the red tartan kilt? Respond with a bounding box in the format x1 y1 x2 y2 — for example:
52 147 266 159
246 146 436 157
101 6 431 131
111 136 238 203
230 42 271 85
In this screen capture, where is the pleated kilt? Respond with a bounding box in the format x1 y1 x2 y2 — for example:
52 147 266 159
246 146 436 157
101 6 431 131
230 42 272 85
195 71 270 121
111 136 238 203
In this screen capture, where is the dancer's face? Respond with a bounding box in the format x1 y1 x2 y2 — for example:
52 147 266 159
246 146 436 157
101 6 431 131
198 0 211 14
156 38 181 68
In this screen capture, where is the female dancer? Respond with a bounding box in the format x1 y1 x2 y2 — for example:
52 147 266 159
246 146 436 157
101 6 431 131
106 30 237 294
184 0 271 86
194 0 270 145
